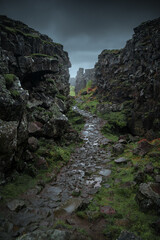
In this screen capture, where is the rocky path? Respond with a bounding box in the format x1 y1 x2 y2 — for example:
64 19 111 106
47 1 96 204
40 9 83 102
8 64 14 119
1 106 112 240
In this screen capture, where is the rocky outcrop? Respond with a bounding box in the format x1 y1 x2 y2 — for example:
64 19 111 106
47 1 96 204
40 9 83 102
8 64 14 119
69 77 76 86
75 68 95 94
0 16 71 180
95 17 160 137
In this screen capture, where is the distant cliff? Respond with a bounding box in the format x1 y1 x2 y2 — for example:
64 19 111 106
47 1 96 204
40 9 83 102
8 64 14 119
75 68 95 94
0 16 71 180
95 17 160 137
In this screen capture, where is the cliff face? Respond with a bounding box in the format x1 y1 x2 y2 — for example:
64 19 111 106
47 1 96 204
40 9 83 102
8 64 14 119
0 16 71 180
75 67 95 94
95 17 160 137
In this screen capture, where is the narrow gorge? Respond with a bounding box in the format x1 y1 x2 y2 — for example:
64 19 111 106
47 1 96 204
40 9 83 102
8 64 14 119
0 15 160 240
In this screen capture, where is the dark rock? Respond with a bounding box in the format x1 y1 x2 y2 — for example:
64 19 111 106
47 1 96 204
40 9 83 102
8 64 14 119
151 218 160 233
155 175 160 183
136 182 160 211
94 17 160 136
0 15 71 178
144 163 154 174
7 199 26 212
113 143 125 154
117 230 142 240
28 137 39 151
35 157 48 169
134 171 146 184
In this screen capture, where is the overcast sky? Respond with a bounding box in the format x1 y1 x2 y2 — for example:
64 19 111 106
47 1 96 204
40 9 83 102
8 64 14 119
0 0 160 77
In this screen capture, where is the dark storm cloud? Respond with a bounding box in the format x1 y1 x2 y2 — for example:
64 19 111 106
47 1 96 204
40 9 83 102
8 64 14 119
0 0 160 76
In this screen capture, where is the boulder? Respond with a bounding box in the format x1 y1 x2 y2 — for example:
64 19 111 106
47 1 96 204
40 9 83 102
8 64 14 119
136 182 160 211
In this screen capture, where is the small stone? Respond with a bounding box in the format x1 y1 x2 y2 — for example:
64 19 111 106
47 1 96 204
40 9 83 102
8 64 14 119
136 182 160 211
28 121 43 134
7 199 25 212
28 136 39 151
114 157 128 163
100 206 116 215
99 169 111 177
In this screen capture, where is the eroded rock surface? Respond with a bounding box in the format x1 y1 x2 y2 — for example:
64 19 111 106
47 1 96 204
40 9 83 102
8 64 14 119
95 17 160 137
0 15 71 179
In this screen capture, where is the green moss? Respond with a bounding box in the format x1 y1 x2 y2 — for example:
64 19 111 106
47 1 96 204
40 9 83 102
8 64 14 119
75 138 160 240
4 73 16 87
67 109 85 133
100 111 127 135
56 94 67 101
53 220 73 230
0 138 77 202
10 89 20 98
70 85 75 96
30 53 58 59
0 174 37 200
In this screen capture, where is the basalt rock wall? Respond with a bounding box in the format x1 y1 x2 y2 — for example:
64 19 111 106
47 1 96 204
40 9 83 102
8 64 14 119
75 67 95 94
95 17 160 137
0 16 71 180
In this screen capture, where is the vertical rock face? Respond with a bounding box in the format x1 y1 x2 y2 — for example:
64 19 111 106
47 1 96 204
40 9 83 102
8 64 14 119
75 68 95 94
69 77 76 86
0 15 71 179
95 17 160 136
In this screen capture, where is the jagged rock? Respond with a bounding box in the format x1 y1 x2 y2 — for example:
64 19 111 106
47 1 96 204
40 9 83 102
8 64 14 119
117 230 142 240
28 137 39 151
7 199 26 212
0 120 18 174
95 17 160 136
75 68 95 94
113 143 125 154
136 182 160 211
0 15 71 178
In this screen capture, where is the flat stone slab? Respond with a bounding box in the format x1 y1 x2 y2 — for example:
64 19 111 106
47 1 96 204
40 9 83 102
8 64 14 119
99 169 111 177
114 157 128 163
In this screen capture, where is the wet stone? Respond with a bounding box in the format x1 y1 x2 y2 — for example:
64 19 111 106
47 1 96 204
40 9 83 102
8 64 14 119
99 169 111 177
114 157 128 163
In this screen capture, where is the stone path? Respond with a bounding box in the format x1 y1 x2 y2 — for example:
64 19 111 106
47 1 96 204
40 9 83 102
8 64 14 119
0 106 113 240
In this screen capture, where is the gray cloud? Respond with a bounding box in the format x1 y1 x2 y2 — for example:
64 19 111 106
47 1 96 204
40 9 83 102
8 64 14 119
0 0 160 76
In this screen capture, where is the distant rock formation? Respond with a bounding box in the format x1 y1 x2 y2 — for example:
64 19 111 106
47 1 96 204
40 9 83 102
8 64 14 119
0 16 71 180
75 68 95 94
95 17 160 137
69 77 76 86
